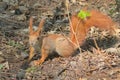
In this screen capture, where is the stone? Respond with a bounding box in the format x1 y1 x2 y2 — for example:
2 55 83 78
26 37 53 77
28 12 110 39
0 51 3 55
16 14 26 21
19 6 29 14
0 56 5 63
0 2 8 12
3 0 18 6
21 52 29 59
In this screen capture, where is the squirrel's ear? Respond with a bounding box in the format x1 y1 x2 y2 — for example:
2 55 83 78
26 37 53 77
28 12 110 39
37 19 45 34
29 17 33 34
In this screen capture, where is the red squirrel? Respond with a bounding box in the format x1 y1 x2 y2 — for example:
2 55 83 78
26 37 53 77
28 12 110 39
28 10 117 65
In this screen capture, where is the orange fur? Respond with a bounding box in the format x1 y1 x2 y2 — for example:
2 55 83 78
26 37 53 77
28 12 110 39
29 17 45 60
28 10 117 65
85 10 115 31
70 15 87 45
28 17 76 65
70 10 117 46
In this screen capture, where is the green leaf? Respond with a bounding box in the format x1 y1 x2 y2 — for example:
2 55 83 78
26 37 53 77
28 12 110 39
78 10 91 20
0 64 4 70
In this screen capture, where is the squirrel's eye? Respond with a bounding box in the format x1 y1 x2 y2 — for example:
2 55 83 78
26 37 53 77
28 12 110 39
37 37 39 40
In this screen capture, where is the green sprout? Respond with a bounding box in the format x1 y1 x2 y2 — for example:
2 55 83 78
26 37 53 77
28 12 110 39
78 10 91 20
26 66 37 72
0 64 4 70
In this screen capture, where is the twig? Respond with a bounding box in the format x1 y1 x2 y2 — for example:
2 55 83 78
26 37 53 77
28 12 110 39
65 0 81 52
93 38 113 69
93 38 100 53
58 27 78 48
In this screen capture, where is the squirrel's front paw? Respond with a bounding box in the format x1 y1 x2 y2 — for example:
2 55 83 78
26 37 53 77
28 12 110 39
31 59 44 66
34 60 41 65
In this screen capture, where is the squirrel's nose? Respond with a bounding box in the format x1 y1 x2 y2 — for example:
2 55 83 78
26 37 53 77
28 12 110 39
29 41 35 46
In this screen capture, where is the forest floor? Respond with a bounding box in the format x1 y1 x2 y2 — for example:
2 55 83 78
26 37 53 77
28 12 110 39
0 0 120 80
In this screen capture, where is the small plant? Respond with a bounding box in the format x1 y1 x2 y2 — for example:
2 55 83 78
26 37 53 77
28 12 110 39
77 10 91 20
0 64 4 70
26 66 37 73
7 40 23 49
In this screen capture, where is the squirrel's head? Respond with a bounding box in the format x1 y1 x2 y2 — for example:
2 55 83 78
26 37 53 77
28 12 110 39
29 17 45 46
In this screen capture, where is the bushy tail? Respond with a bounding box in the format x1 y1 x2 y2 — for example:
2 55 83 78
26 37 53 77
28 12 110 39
85 10 116 32
70 10 117 46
